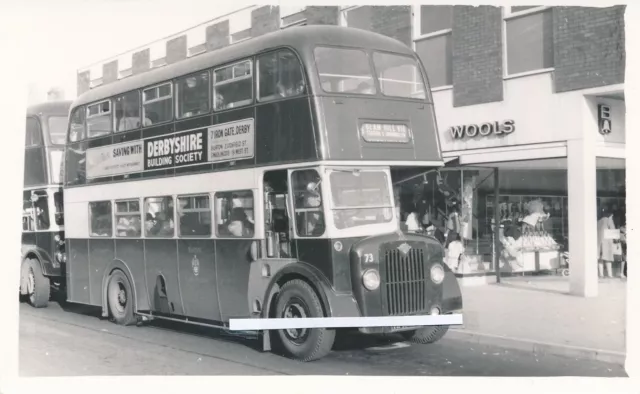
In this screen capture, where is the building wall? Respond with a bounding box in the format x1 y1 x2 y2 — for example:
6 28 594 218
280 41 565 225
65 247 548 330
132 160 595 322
553 6 626 93
76 5 626 106
451 6 503 107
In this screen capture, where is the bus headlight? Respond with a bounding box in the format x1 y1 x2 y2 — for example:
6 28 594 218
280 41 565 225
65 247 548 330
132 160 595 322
430 263 445 284
362 269 380 291
56 252 67 264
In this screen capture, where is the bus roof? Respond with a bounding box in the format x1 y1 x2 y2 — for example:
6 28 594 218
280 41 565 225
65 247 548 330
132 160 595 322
27 100 73 117
72 25 414 108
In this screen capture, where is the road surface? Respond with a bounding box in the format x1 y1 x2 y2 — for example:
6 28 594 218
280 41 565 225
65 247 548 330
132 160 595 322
19 299 627 377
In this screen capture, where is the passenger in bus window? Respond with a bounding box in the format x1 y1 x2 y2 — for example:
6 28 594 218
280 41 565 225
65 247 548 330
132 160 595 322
226 194 254 237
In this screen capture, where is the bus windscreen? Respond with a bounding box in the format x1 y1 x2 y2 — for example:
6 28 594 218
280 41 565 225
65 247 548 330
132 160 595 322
48 116 68 145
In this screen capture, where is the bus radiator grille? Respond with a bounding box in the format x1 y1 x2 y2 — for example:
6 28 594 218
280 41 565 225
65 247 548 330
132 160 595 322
382 246 429 316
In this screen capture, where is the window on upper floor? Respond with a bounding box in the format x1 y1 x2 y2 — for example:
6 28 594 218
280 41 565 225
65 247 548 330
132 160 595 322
175 71 210 119
258 49 306 101
142 83 173 126
213 59 253 111
413 5 453 89
504 6 554 76
86 100 112 138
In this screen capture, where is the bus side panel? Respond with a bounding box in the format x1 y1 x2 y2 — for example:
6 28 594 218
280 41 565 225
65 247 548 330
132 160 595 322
67 239 91 305
255 97 318 165
114 239 150 311
177 239 221 321
295 239 338 290
144 239 184 316
215 240 253 320
88 239 116 305
21 232 37 254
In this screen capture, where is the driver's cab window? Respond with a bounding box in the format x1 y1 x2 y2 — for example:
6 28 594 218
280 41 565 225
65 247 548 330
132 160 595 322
291 169 325 237
23 190 50 231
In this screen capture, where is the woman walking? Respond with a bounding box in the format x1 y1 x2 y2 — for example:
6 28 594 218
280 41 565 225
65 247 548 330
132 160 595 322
597 209 616 278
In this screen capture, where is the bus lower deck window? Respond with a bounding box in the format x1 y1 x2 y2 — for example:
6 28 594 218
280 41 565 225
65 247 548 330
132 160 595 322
89 201 113 237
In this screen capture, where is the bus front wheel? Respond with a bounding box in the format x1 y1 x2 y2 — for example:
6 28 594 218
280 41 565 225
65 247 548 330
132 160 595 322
107 270 137 326
24 258 50 308
401 325 449 344
273 279 335 362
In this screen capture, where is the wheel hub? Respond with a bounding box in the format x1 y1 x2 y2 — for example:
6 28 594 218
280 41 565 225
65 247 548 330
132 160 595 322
27 270 35 295
283 301 309 342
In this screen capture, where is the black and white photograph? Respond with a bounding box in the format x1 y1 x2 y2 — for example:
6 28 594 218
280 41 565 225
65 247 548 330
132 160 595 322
0 0 637 392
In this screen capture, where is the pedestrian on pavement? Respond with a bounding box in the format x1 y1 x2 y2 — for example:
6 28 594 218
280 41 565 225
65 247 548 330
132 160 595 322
597 209 615 278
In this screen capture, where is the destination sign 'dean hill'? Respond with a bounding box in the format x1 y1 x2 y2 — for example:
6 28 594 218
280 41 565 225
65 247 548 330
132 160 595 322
360 122 411 143
208 118 255 163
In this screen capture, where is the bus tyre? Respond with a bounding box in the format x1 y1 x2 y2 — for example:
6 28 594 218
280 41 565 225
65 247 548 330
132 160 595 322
401 325 449 344
273 279 335 362
25 258 50 308
107 270 137 326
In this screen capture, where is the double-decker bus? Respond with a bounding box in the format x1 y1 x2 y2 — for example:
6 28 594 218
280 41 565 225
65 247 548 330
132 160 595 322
20 100 71 308
60 25 463 361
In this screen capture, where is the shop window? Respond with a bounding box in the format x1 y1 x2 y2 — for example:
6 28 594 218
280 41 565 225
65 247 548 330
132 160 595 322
213 60 253 111
144 196 175 238
258 49 306 101
291 169 325 237
115 199 142 237
114 90 141 132
314 47 376 95
414 5 453 89
176 71 210 119
69 106 86 142
143 83 173 126
86 100 112 138
215 190 254 238
89 201 112 237
504 7 554 75
178 194 212 237
373 52 426 99
25 117 42 147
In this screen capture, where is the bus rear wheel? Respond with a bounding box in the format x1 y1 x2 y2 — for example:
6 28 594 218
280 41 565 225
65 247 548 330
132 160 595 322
401 325 449 344
24 258 50 308
107 270 137 326
273 279 335 362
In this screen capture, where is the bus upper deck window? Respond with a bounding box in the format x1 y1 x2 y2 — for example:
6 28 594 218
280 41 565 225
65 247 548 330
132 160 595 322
213 60 253 111
258 49 306 101
176 71 210 119
372 52 426 99
69 107 85 142
314 47 375 95
143 83 173 126
86 100 112 138
114 91 141 132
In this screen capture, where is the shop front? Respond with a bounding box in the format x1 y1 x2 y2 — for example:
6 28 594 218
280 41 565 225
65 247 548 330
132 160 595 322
393 74 626 295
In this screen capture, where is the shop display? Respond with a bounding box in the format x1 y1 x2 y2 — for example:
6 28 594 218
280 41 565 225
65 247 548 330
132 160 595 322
497 198 563 273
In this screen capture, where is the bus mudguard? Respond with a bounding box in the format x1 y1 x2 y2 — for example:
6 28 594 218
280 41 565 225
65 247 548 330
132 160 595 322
260 261 360 321
21 245 59 278
100 259 139 318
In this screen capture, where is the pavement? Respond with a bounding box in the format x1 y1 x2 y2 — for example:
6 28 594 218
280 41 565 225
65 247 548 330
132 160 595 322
451 275 627 365
19 301 626 377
